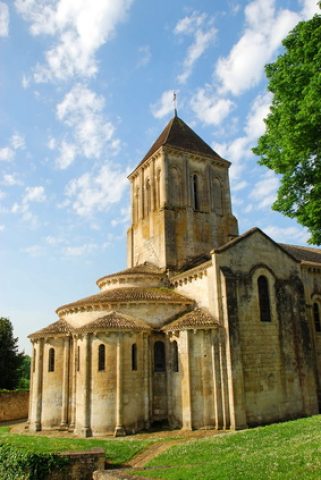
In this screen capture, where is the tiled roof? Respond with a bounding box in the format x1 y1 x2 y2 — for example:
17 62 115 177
57 287 194 313
29 319 73 339
279 244 321 264
77 311 150 333
130 115 222 175
97 262 165 284
162 308 219 331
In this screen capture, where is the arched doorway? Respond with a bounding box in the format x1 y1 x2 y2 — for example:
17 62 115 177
152 338 168 424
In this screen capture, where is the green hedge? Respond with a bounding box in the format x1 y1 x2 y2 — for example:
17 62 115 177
0 444 68 480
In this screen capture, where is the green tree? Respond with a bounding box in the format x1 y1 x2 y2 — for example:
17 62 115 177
17 355 31 390
253 8 321 245
0 318 24 390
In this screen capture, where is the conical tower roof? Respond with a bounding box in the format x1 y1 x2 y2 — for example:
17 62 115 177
130 115 222 176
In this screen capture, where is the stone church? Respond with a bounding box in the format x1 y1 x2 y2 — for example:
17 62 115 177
28 114 321 437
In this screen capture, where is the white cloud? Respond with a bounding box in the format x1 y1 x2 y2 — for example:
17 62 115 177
24 186 46 203
111 206 130 227
11 132 25 150
2 173 22 186
21 74 30 89
56 140 77 169
215 0 300 95
0 132 26 162
137 45 151 67
0 224 5 232
190 87 234 126
249 170 279 209
245 92 272 140
151 90 177 119
231 179 248 192
263 225 309 244
174 11 216 84
0 147 14 161
11 185 46 224
63 243 97 256
300 0 321 19
65 164 128 217
23 245 45 256
215 91 271 179
15 0 134 82
56 84 119 160
0 2 9 37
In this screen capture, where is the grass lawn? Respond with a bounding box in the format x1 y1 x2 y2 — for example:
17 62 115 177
0 426 152 465
134 415 321 480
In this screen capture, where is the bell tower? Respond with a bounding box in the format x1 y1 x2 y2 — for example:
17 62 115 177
127 115 238 271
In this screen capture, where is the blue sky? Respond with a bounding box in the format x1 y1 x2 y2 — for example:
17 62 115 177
0 0 319 353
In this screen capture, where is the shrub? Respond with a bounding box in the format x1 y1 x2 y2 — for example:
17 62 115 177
0 444 68 480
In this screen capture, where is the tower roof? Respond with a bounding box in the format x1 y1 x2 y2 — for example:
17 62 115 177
130 115 222 176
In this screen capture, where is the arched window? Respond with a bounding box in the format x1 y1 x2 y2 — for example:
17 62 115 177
77 346 80 372
48 348 55 372
192 174 200 210
154 341 166 372
313 303 321 332
258 275 271 322
98 344 105 371
33 348 36 373
132 343 137 371
172 341 179 372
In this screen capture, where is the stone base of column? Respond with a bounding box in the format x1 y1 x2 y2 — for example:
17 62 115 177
59 422 68 431
114 426 126 437
81 427 92 438
68 422 75 431
144 420 150 430
29 421 41 432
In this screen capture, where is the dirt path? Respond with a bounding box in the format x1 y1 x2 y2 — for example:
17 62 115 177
128 439 181 468
128 429 223 468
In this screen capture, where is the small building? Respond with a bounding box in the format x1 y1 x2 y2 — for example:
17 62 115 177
28 114 321 436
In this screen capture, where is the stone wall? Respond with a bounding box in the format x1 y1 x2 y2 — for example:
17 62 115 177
0 390 29 422
49 448 105 480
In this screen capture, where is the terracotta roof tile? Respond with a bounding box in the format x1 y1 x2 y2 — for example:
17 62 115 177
57 287 194 314
29 319 73 339
279 244 321 264
76 311 150 333
97 262 165 284
162 308 219 331
130 115 222 175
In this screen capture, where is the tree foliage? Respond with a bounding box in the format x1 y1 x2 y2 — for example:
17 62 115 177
253 9 321 245
0 318 24 390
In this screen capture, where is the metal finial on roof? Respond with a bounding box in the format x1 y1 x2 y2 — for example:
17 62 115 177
173 91 177 117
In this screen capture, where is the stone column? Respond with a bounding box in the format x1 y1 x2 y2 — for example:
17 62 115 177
201 330 211 428
26 341 35 430
140 169 145 219
219 330 230 430
60 336 70 429
151 159 155 211
211 329 223 429
115 334 126 436
33 338 44 431
220 268 247 430
166 338 172 426
82 334 92 437
143 333 150 429
69 337 77 430
160 153 168 208
181 330 192 430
